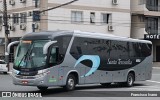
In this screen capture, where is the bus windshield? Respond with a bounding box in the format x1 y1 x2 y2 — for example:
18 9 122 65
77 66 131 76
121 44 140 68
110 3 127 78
14 40 49 69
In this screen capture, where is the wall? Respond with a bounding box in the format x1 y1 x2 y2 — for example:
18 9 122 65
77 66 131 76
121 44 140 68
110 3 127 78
48 0 130 9
47 7 131 37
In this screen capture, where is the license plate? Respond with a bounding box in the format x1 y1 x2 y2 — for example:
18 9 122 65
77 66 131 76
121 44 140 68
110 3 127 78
22 81 28 84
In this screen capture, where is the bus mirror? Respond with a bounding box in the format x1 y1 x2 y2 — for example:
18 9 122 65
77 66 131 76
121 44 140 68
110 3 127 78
7 41 19 54
43 41 57 54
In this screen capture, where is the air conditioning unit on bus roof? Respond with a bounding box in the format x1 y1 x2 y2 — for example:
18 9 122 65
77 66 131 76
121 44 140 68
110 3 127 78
112 0 118 5
108 25 114 31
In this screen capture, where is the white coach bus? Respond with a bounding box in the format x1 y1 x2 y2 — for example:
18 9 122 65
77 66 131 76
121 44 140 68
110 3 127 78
7 30 152 91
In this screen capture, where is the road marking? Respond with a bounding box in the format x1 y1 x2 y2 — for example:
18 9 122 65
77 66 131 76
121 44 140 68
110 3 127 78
146 80 160 84
129 85 160 91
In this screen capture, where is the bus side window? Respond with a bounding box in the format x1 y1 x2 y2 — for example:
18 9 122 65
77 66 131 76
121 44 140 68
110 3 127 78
141 43 152 57
70 37 83 59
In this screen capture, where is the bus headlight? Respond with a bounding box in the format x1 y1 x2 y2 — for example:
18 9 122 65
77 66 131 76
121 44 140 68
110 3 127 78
12 69 20 76
36 69 48 78
35 73 44 78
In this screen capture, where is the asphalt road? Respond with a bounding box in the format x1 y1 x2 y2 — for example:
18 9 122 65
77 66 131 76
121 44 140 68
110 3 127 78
0 67 160 99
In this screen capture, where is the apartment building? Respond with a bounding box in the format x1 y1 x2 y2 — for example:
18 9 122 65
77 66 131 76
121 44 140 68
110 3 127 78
0 0 131 60
131 0 160 62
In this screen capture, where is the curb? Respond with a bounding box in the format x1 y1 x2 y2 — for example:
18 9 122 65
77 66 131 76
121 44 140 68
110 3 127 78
7 72 12 74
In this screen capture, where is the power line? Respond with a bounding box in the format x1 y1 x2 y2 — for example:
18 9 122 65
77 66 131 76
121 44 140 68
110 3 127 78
40 0 78 13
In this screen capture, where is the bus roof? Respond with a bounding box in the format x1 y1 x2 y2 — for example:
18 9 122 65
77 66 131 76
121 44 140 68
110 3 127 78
21 30 73 40
21 30 152 44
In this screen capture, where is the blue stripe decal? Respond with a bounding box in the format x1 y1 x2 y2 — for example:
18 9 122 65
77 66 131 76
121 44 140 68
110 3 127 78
74 55 100 77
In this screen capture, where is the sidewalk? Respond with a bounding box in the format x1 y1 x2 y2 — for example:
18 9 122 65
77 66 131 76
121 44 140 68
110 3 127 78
153 62 160 67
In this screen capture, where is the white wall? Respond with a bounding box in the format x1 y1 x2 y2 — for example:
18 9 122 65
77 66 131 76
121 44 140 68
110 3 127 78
48 0 130 9
131 0 148 11
7 0 35 10
47 8 131 37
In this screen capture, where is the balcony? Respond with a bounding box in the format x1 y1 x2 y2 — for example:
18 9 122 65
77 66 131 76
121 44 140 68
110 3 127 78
146 5 159 11
131 0 160 17
131 4 149 12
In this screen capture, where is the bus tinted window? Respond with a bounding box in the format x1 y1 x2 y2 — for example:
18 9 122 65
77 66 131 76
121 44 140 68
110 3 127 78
140 43 152 57
54 35 72 61
70 37 111 59
110 41 129 59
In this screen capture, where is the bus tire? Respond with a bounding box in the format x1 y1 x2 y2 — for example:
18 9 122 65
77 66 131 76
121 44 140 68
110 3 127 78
125 72 135 87
64 74 76 91
37 86 48 91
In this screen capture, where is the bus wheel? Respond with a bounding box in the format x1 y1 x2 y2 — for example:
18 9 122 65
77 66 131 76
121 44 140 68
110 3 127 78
37 86 48 91
64 74 76 91
125 73 135 87
100 83 111 87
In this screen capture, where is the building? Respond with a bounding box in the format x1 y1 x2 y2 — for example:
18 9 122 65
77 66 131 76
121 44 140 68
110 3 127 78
131 0 160 62
0 0 131 61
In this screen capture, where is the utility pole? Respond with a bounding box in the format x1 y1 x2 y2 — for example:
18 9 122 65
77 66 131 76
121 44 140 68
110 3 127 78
3 0 9 63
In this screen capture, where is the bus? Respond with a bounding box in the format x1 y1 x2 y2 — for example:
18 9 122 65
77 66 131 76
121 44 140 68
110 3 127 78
7 30 152 91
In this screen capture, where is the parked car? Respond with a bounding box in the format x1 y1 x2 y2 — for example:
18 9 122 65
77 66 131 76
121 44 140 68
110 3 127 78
0 60 8 74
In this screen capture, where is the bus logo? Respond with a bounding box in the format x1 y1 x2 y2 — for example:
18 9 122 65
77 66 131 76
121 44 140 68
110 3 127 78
74 55 100 77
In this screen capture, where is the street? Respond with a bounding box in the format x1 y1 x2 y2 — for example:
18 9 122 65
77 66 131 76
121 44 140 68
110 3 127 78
0 68 160 98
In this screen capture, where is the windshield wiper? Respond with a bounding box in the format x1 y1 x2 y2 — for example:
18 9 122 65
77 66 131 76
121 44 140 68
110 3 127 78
17 44 33 69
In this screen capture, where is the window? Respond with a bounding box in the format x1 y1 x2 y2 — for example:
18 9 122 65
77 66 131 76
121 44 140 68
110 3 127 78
20 12 27 23
53 35 72 62
71 11 83 22
90 12 95 23
0 16 2 25
101 13 111 24
110 41 129 59
13 13 19 24
70 37 111 59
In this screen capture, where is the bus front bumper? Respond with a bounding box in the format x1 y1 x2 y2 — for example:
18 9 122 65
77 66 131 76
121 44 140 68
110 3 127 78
11 72 52 87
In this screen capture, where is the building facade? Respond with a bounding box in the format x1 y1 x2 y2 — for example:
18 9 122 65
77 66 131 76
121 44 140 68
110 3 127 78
0 0 131 61
131 0 160 62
